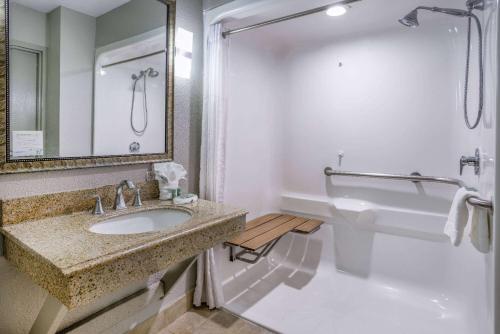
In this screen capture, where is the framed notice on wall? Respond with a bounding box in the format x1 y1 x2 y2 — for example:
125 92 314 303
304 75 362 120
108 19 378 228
11 131 44 157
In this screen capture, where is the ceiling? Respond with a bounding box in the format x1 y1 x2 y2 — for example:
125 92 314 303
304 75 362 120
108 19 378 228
223 0 470 48
11 0 132 17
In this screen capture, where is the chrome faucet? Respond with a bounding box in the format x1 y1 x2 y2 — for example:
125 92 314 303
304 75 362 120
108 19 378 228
114 180 136 210
93 195 105 215
460 148 480 176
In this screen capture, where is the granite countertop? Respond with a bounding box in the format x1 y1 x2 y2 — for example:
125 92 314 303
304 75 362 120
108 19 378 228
1 199 247 308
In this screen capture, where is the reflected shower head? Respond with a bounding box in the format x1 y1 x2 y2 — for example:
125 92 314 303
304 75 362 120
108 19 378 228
399 9 419 27
131 68 159 81
147 68 160 77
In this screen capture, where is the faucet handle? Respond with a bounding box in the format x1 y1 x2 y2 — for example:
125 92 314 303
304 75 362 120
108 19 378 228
133 188 143 207
459 148 481 176
117 180 136 190
93 195 104 215
459 156 467 176
460 156 473 176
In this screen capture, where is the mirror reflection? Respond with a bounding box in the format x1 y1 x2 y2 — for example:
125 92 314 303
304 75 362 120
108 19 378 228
8 0 169 160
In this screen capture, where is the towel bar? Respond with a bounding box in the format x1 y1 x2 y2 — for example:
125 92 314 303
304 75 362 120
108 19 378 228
467 196 493 210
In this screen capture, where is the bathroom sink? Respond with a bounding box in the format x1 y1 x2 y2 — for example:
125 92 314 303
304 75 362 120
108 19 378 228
89 209 192 235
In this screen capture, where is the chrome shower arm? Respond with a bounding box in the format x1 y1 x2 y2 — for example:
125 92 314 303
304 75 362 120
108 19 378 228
415 6 471 17
399 0 484 130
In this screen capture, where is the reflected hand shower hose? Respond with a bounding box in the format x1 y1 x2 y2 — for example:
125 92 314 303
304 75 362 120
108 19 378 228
399 0 484 129
130 67 159 136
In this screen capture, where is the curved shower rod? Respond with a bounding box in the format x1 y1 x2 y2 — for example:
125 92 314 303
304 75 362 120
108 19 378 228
221 0 362 38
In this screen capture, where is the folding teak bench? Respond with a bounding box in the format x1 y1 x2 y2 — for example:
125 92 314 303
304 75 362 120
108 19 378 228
224 213 323 264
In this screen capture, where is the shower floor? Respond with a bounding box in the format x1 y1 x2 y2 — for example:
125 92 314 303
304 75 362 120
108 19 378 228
222 230 470 334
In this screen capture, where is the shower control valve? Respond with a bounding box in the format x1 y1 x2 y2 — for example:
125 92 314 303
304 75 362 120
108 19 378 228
466 0 485 10
338 150 345 167
460 148 480 176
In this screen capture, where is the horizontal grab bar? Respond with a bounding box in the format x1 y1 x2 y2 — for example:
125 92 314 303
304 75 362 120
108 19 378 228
324 167 493 211
324 167 466 187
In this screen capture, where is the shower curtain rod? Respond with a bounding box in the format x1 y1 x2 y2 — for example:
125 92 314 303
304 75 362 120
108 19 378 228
222 0 362 38
101 50 165 69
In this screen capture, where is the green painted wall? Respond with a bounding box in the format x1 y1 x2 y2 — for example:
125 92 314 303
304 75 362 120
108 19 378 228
95 0 167 48
45 7 61 156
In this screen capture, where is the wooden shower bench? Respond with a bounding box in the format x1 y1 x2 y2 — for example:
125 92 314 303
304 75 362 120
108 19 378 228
224 213 323 264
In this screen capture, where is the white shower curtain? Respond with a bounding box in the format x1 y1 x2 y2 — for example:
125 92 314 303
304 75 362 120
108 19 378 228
194 23 228 309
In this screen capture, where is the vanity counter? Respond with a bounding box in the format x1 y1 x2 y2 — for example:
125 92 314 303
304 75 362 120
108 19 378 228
1 200 247 308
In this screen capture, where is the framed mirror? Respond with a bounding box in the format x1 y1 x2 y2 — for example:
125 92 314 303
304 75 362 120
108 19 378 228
0 0 175 173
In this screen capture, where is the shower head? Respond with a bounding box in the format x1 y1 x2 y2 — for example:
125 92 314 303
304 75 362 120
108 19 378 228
146 67 160 78
131 68 159 81
399 9 419 27
399 6 472 28
398 0 485 130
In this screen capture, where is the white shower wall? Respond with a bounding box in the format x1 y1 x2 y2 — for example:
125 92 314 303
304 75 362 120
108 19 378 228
476 1 498 330
282 23 480 198
221 5 494 333
224 35 285 218
93 34 167 156
279 33 488 332
225 20 482 216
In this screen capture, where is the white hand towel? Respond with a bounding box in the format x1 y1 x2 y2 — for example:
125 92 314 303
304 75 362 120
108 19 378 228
469 204 491 253
444 188 479 246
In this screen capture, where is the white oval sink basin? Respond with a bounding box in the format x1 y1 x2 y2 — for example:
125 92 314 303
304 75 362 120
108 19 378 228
89 209 192 235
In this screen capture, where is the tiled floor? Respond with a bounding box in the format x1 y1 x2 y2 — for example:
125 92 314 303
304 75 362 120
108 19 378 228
159 307 273 334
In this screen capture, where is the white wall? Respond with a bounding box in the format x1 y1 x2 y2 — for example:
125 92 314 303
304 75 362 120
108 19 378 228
10 3 49 153
223 33 284 219
477 2 499 332
0 0 204 332
11 5 96 158
202 0 234 10
223 21 480 215
280 25 489 333
58 7 95 157
282 24 479 200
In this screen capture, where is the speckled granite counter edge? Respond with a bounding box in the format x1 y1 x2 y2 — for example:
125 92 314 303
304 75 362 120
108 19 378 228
3 213 246 308
66 209 248 274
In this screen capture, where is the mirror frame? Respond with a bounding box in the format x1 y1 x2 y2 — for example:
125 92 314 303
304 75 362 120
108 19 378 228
0 0 175 174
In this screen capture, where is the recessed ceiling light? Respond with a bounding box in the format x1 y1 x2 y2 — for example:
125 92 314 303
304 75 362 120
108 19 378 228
326 5 347 17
